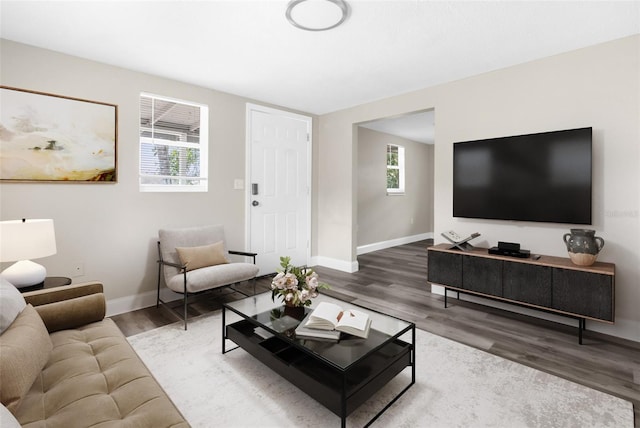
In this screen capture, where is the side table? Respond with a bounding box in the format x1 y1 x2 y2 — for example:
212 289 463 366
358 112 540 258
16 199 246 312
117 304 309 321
19 276 72 293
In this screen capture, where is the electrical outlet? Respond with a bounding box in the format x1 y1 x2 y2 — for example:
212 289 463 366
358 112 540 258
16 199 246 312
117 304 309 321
72 263 84 277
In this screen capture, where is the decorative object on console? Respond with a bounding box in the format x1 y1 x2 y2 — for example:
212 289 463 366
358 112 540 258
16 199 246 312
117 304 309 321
271 256 328 308
563 228 605 266
441 230 481 251
0 219 57 288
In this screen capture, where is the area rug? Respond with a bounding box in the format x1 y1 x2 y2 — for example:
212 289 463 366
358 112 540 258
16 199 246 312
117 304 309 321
127 311 633 428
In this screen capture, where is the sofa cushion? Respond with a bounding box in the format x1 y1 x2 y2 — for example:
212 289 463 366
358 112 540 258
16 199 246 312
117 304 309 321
176 240 229 271
14 318 188 428
0 278 26 334
0 304 52 414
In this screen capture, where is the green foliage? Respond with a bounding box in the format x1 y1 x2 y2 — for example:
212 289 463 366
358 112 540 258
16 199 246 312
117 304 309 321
387 169 399 189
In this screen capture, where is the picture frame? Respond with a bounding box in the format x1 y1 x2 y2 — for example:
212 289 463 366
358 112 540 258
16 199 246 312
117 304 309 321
0 86 118 182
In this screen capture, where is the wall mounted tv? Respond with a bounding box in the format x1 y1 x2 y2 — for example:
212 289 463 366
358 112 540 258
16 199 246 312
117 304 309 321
453 127 592 225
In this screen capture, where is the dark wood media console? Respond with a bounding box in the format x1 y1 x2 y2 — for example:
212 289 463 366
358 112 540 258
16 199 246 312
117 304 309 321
427 243 615 344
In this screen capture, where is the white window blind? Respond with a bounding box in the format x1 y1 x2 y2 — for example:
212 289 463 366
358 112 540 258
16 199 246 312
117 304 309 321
139 93 208 192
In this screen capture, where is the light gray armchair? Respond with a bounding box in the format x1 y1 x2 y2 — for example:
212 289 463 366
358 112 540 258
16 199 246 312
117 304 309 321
157 225 259 329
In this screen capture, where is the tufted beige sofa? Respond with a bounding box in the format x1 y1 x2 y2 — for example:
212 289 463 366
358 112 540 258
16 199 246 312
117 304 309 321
0 281 189 428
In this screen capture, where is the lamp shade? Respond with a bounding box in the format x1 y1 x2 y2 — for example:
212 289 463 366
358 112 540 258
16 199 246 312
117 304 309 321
0 219 57 262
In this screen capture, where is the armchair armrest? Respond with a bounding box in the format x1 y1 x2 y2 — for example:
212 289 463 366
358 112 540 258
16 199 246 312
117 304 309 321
22 282 106 333
158 259 186 270
228 250 258 264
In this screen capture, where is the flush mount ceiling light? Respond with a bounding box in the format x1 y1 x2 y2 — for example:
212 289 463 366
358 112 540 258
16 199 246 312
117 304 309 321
286 0 349 31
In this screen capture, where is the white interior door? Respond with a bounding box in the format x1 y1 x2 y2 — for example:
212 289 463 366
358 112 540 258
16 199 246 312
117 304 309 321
247 104 311 276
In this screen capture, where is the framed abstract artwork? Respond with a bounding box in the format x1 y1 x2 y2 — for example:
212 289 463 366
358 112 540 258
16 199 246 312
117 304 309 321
0 86 118 182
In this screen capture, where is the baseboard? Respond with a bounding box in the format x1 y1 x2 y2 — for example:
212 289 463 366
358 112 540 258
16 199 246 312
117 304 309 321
311 256 359 273
357 232 433 255
106 288 181 317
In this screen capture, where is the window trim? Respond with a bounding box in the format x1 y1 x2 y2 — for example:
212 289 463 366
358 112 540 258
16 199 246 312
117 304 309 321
386 144 405 195
139 92 209 193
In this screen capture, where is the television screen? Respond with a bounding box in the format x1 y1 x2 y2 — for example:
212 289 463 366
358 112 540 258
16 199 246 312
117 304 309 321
453 127 592 225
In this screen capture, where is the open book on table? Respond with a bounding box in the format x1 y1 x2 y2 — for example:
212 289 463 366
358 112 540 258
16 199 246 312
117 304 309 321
304 301 372 339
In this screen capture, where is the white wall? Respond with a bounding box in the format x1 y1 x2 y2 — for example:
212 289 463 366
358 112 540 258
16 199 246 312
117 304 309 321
356 127 433 249
2 35 638 341
0 40 318 314
317 35 640 342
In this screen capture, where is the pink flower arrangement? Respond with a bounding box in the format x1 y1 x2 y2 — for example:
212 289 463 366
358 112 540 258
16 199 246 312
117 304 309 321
271 256 328 307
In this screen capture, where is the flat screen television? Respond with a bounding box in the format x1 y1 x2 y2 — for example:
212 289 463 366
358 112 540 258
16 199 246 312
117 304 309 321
453 127 592 225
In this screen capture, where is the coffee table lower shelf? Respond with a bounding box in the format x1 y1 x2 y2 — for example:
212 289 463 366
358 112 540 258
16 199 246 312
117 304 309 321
225 319 414 427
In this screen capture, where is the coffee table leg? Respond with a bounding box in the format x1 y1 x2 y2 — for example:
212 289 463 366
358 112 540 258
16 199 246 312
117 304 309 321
221 306 239 354
222 306 227 354
341 375 347 428
363 326 416 427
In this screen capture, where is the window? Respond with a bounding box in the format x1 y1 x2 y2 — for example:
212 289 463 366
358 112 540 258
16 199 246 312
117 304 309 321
139 93 208 192
387 144 405 194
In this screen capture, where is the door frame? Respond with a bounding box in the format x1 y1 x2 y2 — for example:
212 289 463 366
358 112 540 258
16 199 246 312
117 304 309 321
245 103 313 272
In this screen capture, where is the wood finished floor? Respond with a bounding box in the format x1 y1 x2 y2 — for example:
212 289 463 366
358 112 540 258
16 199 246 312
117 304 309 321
111 240 640 426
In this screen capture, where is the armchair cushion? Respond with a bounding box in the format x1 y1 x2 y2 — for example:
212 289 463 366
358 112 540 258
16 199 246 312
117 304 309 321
166 262 259 293
176 240 229 271
0 305 52 414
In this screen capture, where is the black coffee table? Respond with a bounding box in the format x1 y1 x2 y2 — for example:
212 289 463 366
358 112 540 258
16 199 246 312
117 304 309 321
222 292 415 427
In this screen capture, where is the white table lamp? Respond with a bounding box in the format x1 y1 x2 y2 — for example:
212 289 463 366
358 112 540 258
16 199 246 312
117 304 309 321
0 219 57 288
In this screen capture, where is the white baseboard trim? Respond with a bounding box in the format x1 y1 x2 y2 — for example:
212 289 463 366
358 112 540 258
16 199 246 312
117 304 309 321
357 232 433 255
311 256 359 273
106 288 181 317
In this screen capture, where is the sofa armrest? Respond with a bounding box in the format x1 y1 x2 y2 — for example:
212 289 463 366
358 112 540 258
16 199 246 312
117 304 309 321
22 282 106 333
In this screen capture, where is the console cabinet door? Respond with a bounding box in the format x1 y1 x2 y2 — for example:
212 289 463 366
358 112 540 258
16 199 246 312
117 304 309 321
462 256 502 296
503 263 552 307
427 251 462 288
552 268 614 321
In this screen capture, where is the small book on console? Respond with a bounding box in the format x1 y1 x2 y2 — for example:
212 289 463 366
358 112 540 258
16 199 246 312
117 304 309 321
303 301 372 339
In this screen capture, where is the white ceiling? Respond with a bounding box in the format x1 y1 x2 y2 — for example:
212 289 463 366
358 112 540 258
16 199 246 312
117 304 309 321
1 0 639 120
360 110 435 144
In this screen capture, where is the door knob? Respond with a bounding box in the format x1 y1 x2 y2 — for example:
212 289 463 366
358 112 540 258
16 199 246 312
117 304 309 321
252 200 259 206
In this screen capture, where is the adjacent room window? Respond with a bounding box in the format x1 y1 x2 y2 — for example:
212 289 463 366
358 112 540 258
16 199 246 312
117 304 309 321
386 144 405 194
139 93 208 192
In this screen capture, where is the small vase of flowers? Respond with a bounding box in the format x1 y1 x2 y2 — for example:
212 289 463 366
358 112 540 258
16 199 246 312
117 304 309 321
271 256 329 310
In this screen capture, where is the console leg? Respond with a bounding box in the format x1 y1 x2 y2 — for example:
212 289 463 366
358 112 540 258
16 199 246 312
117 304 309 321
444 288 448 308
578 318 585 345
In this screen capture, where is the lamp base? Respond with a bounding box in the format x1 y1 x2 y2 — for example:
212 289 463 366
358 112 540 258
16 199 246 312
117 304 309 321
0 260 47 288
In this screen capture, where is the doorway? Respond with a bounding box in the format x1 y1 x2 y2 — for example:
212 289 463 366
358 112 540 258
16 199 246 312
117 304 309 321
356 109 435 254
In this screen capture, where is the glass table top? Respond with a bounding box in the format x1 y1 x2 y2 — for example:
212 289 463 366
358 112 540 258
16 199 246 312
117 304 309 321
224 292 414 370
